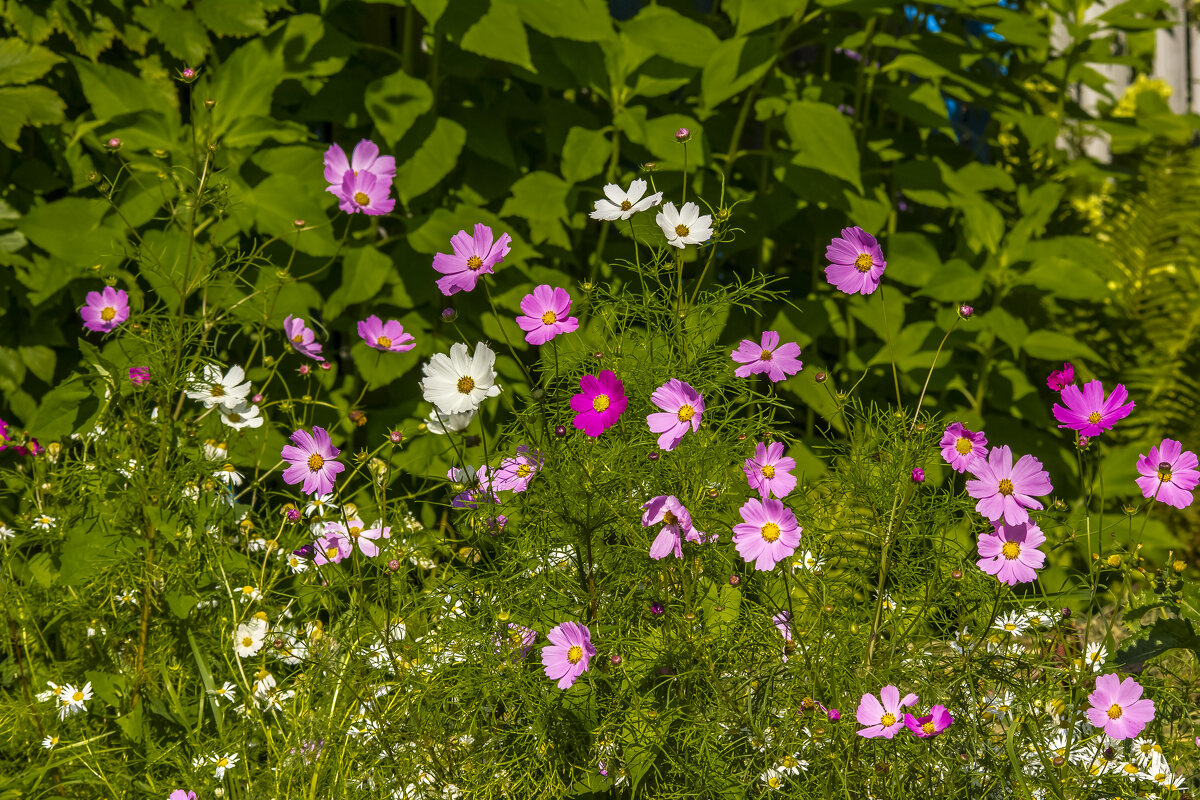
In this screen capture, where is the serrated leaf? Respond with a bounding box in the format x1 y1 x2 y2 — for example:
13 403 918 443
459 0 533 71
1115 618 1200 665
70 58 175 121
364 69 433 146
0 40 63 86
133 5 210 65
622 6 720 68
783 100 861 191
0 85 65 150
209 40 284 139
195 0 268 37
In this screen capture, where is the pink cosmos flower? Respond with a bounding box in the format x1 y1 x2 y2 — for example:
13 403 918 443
281 426 345 496
1052 380 1135 437
744 442 796 499
336 169 395 216
432 223 512 296
772 610 792 642
856 686 918 738
448 465 497 508
903 705 953 738
169 792 198 800
283 315 323 361
570 370 627 437
1046 362 1075 392
642 495 706 560
492 446 543 493
965 445 1053 526
324 519 388 557
542 621 595 690
313 532 353 565
495 623 537 661
825 227 886 295
358 315 415 353
1135 438 1199 509
1086 673 1155 740
515 285 579 345
129 367 150 386
940 422 988 473
323 139 395 188
976 521 1046 586
730 331 803 382
646 379 704 451
732 498 801 571
80 287 130 333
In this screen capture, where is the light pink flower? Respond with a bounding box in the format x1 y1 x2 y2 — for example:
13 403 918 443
744 442 796 499
313 532 352 565
1086 673 1155 739
358 315 415 353
646 379 704 451
732 498 801 571
336 169 395 216
281 426 345 496
80 287 130 333
856 685 918 738
515 285 579 345
323 139 395 188
940 422 988 473
541 621 595 690
169 792 198 800
641 495 706 560
432 223 512 296
324 519 388 557
448 465 497 508
283 315 323 361
1135 438 1199 509
731 332 803 382
965 445 1053 526
976 521 1046 586
493 446 543 493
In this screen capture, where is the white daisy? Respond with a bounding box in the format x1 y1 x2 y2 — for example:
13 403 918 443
994 611 1027 635
208 681 237 704
186 364 251 410
655 201 713 248
419 342 501 415
305 493 337 518
760 767 786 791
775 753 808 775
31 514 55 531
285 552 309 574
1082 641 1106 672
791 550 824 573
220 402 263 429
425 407 475 435
252 669 275 698
41 735 58 749
588 179 663 221
234 616 268 658
236 585 262 603
1132 736 1163 769
115 589 138 606
203 439 228 460
212 752 239 779
214 464 244 487
0 523 14 540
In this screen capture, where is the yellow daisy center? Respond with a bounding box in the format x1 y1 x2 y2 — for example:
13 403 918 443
377 335 392 348
620 200 632 210
674 224 690 238
466 255 483 270
1001 541 1021 560
677 404 695 422
955 437 973 455
592 393 610 412
1107 703 1123 719
100 306 116 321
541 310 557 325
854 253 874 272
762 465 776 479
457 376 476 394
997 478 1014 496
663 510 678 526
72 691 84 702
880 712 895 726
307 453 325 471
1088 411 1102 424
216 757 229 767
354 191 370 206
566 645 583 664
921 722 936 735
761 522 781 542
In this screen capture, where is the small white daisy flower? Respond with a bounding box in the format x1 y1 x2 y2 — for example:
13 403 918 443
203 439 228 460
212 751 239 779
214 464 244 487
208 681 238 704
234 616 268 658
41 735 59 749
31 514 55 531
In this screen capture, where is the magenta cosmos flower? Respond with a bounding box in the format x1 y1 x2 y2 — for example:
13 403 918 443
324 140 395 216
647 379 704 451
432 223 512 296
1135 438 1199 509
856 686 918 739
169 792 198 800
515 285 579 345
281 426 345 496
903 705 953 738
731 331 803 382
1046 362 1075 392
283 315 323 361
966 445 1053 526
1052 379 1135 437
358 315 415 353
1086 673 1155 739
976 521 1046 586
940 422 988 473
825 227 886 295
493 446 542 493
128 366 150 386
642 495 706 560
542 621 595 690
744 441 796 499
570 370 627 437
732 497 801 571
80 287 130 333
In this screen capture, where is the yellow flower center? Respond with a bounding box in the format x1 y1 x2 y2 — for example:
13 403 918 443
354 191 370 206
762 465 776 479
767 776 781 788
677 404 695 422
1107 703 1123 719
307 453 325 471
997 478 1014 496
100 306 116 321
674 224 690 238
1088 411 1102 424
72 691 84 702
457 376 476 394
466 255 483 270
1158 469 1172 482
217 757 229 767
541 310 557 325
955 437 973 455
761 522 781 542
242 585 253 594
880 712 895 726
921 721 936 735
854 253 874 272
516 465 531 478
1123 763 1138 774
566 645 583 664
1001 541 1021 560
620 200 632 210
325 546 339 559
663 510 678 526
592 393 610 412
377 335 392 348
349 526 362 539
759 349 772 361
242 636 253 647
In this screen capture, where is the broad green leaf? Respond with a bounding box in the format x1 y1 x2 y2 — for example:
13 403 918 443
70 58 175 121
783 100 861 191
133 5 210 64
729 0 806 35
560 127 610 184
517 0 614 42
622 6 720 69
240 174 339 256
28 380 92 440
499 171 571 222
16 197 122 264
459 0 533 71
701 34 775 109
0 85 64 150
395 117 467 205
1022 331 1101 362
209 40 285 139
954 193 1004 254
195 0 268 37
1116 618 1200 665
884 232 942 287
19 346 55 384
0 40 63 86
364 69 433 146
914 259 983 302
412 0 450 26
325 246 394 319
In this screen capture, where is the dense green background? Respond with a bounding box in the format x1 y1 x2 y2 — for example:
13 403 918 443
1 0 1198 559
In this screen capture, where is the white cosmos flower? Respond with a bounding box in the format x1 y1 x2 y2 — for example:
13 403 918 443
589 179 663 221
186 364 251 410
655 201 713 248
220 402 263 429
234 616 268 658
419 342 501 415
425 407 475 435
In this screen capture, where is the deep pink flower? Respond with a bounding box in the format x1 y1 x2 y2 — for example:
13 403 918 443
515 285 579 345
128 367 150 386
313 532 352 565
80 287 129 333
570 370 627 437
493 446 543 493
1086 673 1155 739
1052 379 1135 437
336 169 395 216
432 223 512 296
911 467 925 483
1046 362 1075 392
283 315 323 361
646 379 703 451
940 422 988 473
856 685 918 738
732 498 801 571
358 315 415 353
731 331 803 382
903 705 953 738
744 442 796 499
976 521 1046 585
169 792 198 800
965 445 1053 526
641 495 706 560
281 426 345 496
541 621 595 689
825 227 886 295
1135 438 1198 509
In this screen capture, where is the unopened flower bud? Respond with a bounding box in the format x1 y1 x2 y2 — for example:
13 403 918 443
389 430 404 444
641 162 657 172
674 127 691 143
1106 554 1122 567
827 708 840 721
1061 607 1072 619
648 451 660 462
815 371 827 383
728 575 740 586
951 569 963 580
105 137 121 150
87 171 99 183
554 424 566 437
181 67 197 81
204 98 216 110
609 654 622 666
298 364 311 376
441 307 456 322
387 559 400 571
707 488 719 499
1173 559 1187 573
285 508 301 522
1076 434 1090 450
958 304 974 318
911 467 925 483
716 206 731 221
293 219 305 229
